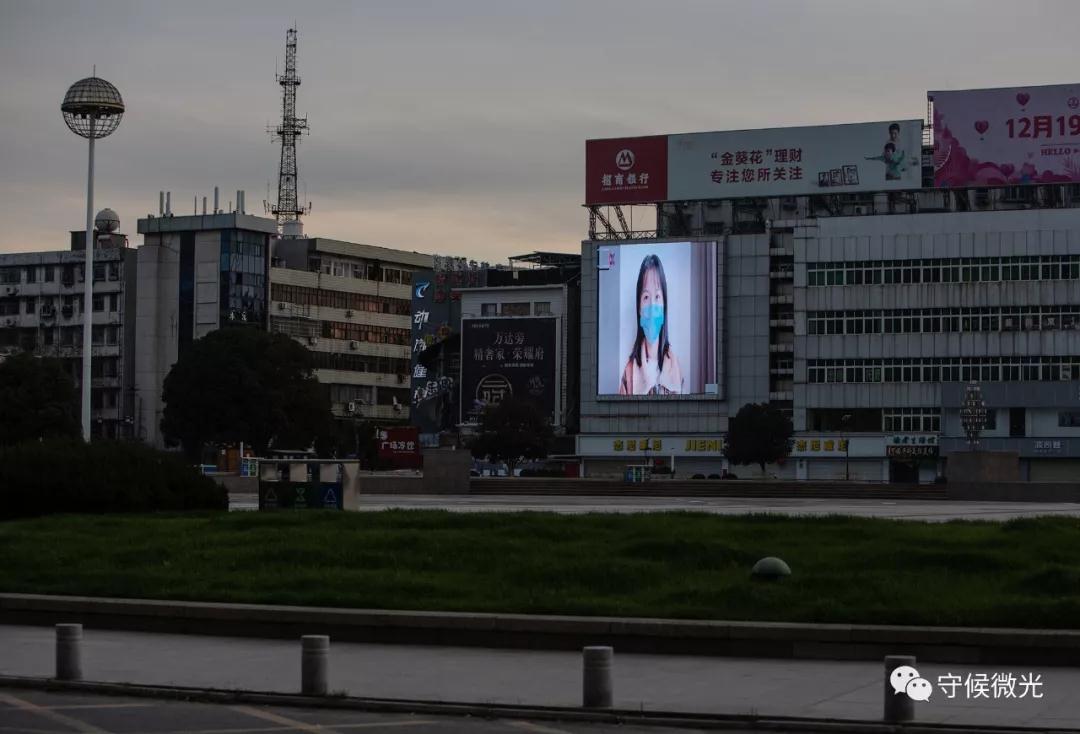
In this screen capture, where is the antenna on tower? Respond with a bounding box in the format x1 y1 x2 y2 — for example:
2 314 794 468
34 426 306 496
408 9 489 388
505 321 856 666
269 26 309 238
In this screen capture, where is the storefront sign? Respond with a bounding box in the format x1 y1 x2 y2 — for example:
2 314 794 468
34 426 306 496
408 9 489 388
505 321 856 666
578 435 726 457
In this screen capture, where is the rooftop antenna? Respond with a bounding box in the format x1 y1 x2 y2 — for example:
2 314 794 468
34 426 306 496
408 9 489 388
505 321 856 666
269 26 309 238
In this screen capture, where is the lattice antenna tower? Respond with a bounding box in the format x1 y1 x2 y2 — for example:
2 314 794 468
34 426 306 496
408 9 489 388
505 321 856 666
267 27 309 236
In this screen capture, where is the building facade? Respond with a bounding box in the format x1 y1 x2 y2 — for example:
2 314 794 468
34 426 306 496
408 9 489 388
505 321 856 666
579 185 1080 481
270 238 432 425
135 210 277 446
0 221 137 439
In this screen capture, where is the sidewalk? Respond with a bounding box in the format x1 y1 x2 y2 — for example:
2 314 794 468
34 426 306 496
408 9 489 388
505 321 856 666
2 624 1078 728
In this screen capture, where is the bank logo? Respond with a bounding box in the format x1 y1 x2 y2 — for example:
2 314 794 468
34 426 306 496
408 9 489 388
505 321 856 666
615 148 635 171
891 665 932 702
414 281 431 299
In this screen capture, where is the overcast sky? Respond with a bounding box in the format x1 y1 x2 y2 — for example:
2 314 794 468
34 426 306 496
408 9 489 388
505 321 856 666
1 0 1078 261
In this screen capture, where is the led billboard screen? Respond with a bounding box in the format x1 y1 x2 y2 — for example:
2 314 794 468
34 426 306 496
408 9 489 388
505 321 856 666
460 317 558 423
932 84 1080 187
595 241 718 397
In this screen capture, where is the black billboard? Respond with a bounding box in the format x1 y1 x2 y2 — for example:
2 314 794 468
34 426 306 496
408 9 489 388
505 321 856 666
460 317 558 424
409 264 487 442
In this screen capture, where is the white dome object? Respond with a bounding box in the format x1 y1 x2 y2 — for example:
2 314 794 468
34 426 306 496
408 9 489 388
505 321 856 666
95 208 119 233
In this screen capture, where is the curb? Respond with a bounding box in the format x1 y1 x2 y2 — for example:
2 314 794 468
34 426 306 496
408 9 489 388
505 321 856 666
0 675 1074 734
3 594 1080 666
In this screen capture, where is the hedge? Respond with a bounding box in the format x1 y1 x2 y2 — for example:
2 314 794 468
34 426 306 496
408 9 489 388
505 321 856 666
0 439 227 519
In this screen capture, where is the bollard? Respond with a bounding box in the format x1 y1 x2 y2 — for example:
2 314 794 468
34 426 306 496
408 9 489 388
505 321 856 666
582 646 613 708
301 635 330 695
883 654 917 722
55 624 83 681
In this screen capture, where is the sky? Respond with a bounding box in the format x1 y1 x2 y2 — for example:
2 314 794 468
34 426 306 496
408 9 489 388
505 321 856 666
1 0 1079 262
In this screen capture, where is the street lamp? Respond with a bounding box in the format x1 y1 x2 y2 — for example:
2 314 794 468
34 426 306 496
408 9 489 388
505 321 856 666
841 413 852 481
62 75 124 441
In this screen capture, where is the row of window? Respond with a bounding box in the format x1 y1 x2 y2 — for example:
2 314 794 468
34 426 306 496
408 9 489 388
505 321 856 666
0 262 121 285
314 259 414 286
807 356 1080 383
480 301 553 317
311 351 411 376
321 320 411 346
807 306 1080 335
271 283 411 315
882 408 941 433
807 256 1080 286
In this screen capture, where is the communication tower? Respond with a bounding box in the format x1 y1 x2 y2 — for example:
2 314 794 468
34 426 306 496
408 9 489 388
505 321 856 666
268 27 310 237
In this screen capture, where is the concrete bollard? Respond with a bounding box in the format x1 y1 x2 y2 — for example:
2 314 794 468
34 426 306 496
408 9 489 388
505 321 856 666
582 646 613 708
55 624 83 681
301 635 330 695
884 654 917 722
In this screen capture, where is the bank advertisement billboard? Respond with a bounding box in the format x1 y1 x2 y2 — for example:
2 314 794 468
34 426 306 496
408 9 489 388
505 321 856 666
668 120 922 199
931 84 1080 188
586 121 922 205
460 317 558 424
595 241 718 397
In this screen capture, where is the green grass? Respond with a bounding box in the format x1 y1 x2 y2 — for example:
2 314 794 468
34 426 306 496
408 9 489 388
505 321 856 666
1 511 1079 628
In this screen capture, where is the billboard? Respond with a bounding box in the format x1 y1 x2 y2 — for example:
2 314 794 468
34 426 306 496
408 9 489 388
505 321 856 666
932 84 1080 188
409 262 487 439
460 317 558 424
585 121 922 204
378 426 420 468
586 135 669 205
595 241 718 397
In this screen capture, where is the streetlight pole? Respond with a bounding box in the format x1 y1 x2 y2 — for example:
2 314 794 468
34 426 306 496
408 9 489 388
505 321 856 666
62 74 124 442
841 413 852 481
80 119 95 440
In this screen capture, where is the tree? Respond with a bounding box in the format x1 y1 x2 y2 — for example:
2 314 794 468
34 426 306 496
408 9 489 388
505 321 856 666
724 402 794 474
469 396 554 475
161 328 333 460
0 352 79 446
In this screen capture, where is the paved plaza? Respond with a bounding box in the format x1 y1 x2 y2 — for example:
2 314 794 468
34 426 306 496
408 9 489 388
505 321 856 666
2 625 1078 728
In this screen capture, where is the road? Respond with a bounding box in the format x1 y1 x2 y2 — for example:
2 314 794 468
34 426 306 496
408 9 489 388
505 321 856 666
2 625 1078 728
0 687 723 734
230 493 1080 521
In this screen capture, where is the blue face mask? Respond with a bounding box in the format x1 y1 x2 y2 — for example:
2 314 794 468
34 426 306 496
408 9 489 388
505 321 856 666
639 302 664 342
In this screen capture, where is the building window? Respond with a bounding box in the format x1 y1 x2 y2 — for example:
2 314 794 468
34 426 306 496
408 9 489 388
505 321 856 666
500 302 530 317
535 301 552 315
1059 411 1080 427
0 268 19 284
93 263 105 282
481 303 498 316
108 263 120 281
44 266 55 283
24 298 35 314
24 267 36 283
92 294 105 312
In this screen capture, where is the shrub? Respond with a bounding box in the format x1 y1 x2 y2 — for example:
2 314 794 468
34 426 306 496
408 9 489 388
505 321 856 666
0 439 227 520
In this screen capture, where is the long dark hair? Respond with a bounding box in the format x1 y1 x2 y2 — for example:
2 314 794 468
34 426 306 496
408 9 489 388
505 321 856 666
630 254 669 370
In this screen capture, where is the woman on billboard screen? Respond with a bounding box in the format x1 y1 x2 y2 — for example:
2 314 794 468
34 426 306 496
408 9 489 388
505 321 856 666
618 254 684 395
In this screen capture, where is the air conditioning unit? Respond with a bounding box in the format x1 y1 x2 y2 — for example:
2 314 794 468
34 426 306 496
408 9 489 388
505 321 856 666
397 374 407 384
307 336 318 346
277 302 287 311
1002 317 1016 331
61 305 74 319
40 306 56 318
5 286 17 296
346 400 357 414
4 318 16 327
1062 367 1073 381
854 206 866 216
781 196 798 210
345 310 354 318
349 340 359 350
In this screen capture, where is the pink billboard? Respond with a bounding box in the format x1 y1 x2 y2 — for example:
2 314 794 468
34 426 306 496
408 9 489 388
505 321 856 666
932 84 1080 188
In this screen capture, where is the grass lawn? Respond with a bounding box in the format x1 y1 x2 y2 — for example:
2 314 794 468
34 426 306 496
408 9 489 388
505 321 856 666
1 511 1079 628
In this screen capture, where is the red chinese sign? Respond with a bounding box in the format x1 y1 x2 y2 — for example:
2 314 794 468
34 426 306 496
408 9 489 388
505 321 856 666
377 426 420 468
585 135 668 205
